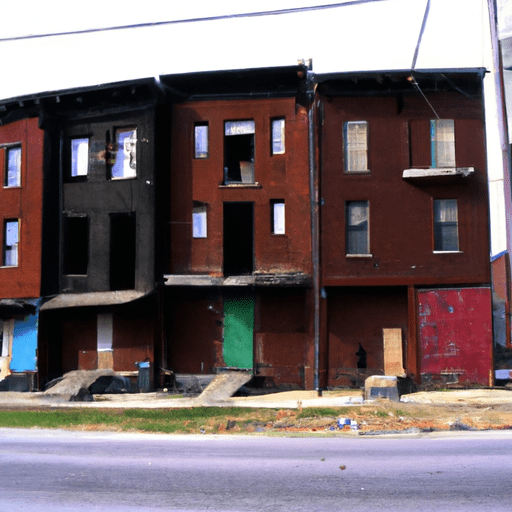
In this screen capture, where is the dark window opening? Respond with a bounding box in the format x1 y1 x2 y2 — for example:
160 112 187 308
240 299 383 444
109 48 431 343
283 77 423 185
63 216 89 275
224 121 255 184
110 213 136 290
223 202 254 276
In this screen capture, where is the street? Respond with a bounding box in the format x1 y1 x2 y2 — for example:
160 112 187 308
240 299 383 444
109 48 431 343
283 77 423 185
1 428 512 511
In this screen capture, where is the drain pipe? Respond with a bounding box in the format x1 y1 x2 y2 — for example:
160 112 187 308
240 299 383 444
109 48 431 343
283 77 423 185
306 68 320 392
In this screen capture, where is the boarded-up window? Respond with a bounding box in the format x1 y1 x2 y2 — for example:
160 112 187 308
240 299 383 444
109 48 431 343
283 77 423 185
346 201 369 255
431 119 455 167
3 219 19 267
433 199 458 252
110 213 136 290
344 121 368 172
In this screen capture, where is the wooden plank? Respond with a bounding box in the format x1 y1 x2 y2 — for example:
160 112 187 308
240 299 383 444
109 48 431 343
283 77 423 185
383 328 405 377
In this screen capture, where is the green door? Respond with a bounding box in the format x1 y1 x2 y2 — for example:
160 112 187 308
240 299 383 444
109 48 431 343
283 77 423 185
223 294 254 369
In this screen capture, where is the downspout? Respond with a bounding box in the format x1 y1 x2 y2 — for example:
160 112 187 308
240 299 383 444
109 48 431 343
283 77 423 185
306 69 320 391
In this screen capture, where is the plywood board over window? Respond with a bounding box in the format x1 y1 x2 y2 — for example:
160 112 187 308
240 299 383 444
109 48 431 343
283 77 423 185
383 328 405 377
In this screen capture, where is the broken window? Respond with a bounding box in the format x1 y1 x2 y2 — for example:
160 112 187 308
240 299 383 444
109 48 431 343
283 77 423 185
97 313 113 352
3 219 19 267
223 202 254 276
111 128 137 179
271 118 285 155
194 123 209 159
431 119 455 167
110 213 136 290
344 121 368 172
271 200 285 235
192 203 207 238
433 199 459 251
346 201 369 255
224 120 255 184
71 138 89 178
4 146 21 187
63 216 89 275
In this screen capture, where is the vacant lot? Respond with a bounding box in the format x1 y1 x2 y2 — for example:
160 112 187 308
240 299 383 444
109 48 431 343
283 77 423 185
1 388 512 434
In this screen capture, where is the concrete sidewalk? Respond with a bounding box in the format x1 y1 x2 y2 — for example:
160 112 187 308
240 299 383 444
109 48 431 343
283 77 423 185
1 388 512 409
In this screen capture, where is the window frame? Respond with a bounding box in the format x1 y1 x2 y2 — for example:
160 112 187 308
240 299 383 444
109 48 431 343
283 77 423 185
2 219 20 267
194 122 209 159
223 120 255 185
4 145 22 188
270 199 286 235
345 200 370 256
430 119 455 168
69 136 90 181
433 198 460 253
271 118 286 156
344 121 370 173
110 127 137 180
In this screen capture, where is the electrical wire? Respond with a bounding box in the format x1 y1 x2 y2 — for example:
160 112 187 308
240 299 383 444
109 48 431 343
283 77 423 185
0 0 391 42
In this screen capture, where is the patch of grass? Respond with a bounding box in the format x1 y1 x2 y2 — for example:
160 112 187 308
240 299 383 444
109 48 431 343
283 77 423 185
0 407 280 434
296 407 352 419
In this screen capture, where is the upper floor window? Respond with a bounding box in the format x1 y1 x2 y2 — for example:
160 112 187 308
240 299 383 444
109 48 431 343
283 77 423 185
192 203 207 239
224 120 255 184
271 200 285 235
271 118 285 155
346 200 370 255
433 199 459 252
5 146 21 187
71 138 89 178
194 123 209 159
431 119 455 168
3 219 19 267
344 121 368 172
111 128 137 179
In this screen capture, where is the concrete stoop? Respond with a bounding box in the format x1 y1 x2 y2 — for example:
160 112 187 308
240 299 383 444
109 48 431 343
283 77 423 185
196 371 252 405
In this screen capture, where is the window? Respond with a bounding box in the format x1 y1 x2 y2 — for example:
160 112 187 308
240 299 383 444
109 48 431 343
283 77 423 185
271 200 285 235
71 138 89 177
3 219 19 267
111 128 137 179
431 119 455 168
346 201 369 255
433 199 459 251
5 146 21 187
344 121 368 172
224 120 255 184
271 118 285 155
63 216 89 274
192 203 207 238
194 123 209 159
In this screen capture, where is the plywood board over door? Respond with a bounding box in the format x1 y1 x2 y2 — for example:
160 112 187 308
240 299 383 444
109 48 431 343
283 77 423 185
383 328 405 377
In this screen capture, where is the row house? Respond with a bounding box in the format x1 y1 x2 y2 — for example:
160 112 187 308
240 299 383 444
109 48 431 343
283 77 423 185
0 65 495 391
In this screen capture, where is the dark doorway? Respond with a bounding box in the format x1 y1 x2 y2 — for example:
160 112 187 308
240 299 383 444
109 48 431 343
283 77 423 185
223 202 254 276
110 213 136 290
63 216 89 275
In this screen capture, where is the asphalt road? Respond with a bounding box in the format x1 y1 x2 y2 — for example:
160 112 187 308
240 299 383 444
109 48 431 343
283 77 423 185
1 429 512 511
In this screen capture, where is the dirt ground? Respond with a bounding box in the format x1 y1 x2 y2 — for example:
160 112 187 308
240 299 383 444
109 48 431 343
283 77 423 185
267 389 512 434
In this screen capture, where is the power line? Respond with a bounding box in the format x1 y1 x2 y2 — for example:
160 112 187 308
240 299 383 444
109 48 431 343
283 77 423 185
0 0 390 42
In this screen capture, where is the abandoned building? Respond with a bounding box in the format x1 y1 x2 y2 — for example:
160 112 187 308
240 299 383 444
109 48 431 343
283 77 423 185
0 0 509 391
